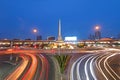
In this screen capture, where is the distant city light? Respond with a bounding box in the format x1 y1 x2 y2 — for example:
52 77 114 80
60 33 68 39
65 36 77 41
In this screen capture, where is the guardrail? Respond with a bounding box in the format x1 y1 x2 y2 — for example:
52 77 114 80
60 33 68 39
39 49 82 54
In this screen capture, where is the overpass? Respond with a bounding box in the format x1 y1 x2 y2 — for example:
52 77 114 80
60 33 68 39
0 39 120 49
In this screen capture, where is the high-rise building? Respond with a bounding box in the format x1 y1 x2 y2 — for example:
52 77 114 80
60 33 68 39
36 35 42 40
88 34 95 40
95 31 101 40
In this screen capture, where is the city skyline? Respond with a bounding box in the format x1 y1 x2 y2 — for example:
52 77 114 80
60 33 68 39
0 0 120 40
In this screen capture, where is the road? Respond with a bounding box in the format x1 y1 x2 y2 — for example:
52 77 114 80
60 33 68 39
0 48 120 80
0 49 56 80
70 50 120 80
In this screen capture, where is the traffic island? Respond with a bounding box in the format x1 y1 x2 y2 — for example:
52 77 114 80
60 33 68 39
54 54 71 80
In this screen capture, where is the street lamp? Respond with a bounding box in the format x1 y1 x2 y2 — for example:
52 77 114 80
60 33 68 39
33 29 38 40
94 25 101 41
95 26 100 31
33 29 37 33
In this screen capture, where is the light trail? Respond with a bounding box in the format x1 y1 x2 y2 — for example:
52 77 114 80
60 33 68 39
22 53 38 80
0 49 55 80
103 54 117 80
104 53 120 79
38 54 49 80
84 55 94 80
70 51 120 80
5 55 29 80
70 54 95 80
96 53 109 80
96 52 120 80
70 55 87 80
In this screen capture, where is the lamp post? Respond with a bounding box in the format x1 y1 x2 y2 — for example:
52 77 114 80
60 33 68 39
33 29 38 40
94 26 101 47
94 26 101 39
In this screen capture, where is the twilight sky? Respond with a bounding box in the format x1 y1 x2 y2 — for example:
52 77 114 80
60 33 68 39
0 0 120 40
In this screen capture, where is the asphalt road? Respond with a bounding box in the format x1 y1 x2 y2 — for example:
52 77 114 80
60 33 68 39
69 50 120 80
0 49 56 80
0 48 120 80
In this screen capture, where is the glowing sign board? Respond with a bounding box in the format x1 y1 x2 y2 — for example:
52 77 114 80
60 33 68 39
65 36 77 41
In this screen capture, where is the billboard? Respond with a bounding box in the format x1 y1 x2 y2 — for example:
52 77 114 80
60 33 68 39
65 36 77 41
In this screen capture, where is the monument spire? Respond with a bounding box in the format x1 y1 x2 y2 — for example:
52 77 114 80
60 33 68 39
57 19 63 42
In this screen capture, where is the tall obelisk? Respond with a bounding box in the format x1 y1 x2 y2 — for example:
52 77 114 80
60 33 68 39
57 19 63 42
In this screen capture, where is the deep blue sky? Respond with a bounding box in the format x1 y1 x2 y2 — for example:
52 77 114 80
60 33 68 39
0 0 120 40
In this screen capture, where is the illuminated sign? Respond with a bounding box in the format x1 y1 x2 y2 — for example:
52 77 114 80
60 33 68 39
65 36 77 41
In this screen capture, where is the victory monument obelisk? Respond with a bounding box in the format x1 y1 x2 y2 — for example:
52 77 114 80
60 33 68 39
57 19 63 42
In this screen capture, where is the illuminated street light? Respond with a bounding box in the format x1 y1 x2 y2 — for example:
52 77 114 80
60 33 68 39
94 25 101 40
95 26 100 31
33 29 38 40
33 29 37 33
